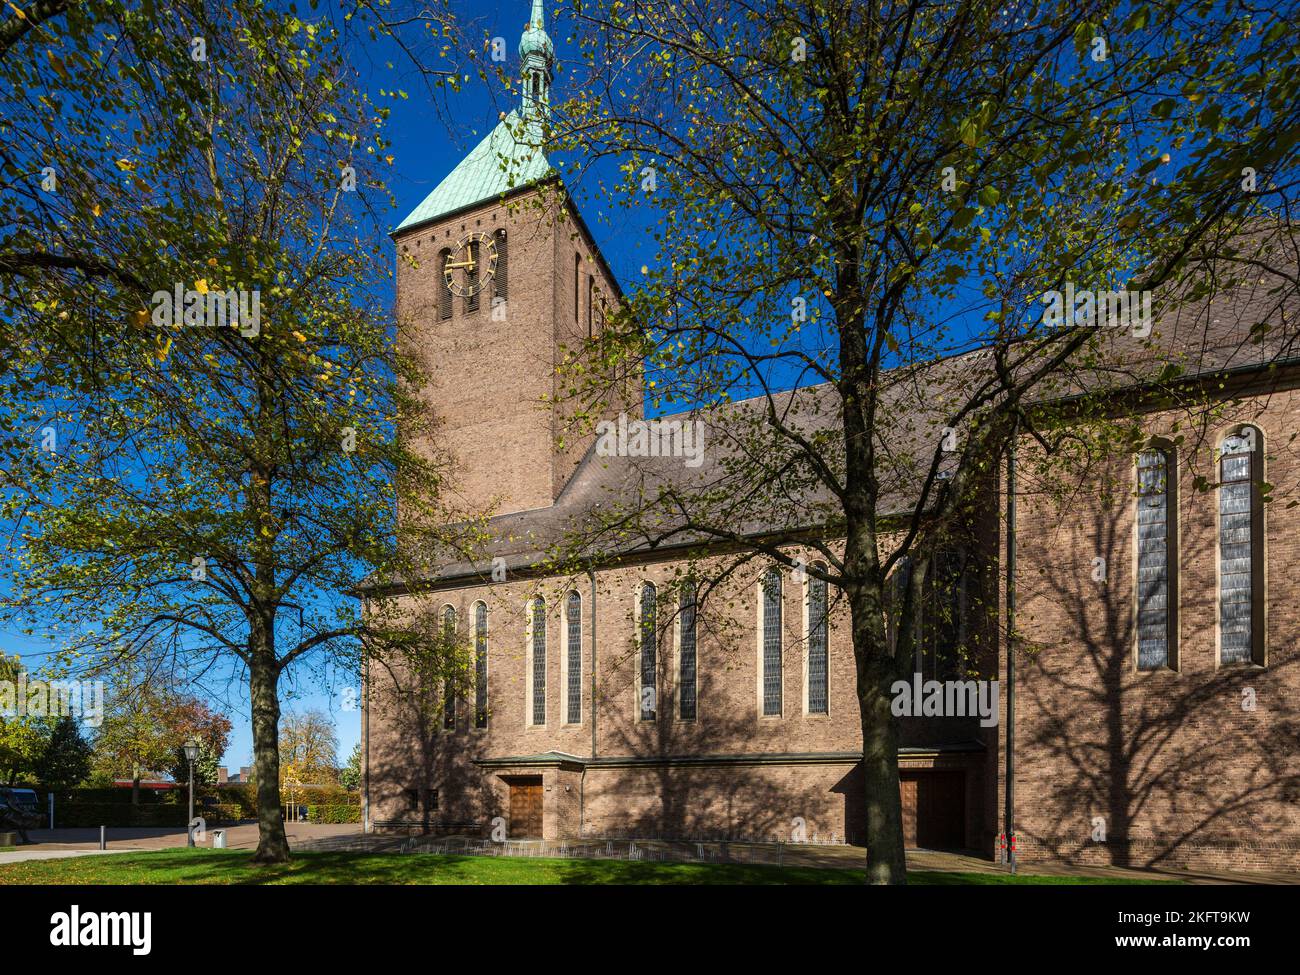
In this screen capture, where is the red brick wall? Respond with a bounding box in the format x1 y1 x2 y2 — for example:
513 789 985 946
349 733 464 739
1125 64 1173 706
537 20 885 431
1008 386 1300 871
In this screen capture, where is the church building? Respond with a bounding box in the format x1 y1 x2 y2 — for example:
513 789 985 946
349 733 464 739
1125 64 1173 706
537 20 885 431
362 0 1300 871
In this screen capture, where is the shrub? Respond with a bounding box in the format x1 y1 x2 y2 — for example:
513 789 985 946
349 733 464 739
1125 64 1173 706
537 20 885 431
46 787 182 805
216 783 257 817
54 801 244 828
307 803 361 824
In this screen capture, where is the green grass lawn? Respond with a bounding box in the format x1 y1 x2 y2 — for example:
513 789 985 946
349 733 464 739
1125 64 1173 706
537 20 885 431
0 849 1179 885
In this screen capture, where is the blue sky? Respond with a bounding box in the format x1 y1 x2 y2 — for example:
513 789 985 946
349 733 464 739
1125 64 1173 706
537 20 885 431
5 0 647 775
218 0 639 771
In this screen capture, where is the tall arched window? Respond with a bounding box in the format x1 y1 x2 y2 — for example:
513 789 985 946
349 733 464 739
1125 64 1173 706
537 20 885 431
1219 427 1264 665
639 583 657 721
441 606 457 728
885 555 914 656
573 252 580 323
565 591 582 724
493 229 508 302
437 249 452 320
474 602 488 729
761 567 783 716
806 564 829 714
678 580 697 720
586 274 594 337
1136 446 1177 670
529 597 546 725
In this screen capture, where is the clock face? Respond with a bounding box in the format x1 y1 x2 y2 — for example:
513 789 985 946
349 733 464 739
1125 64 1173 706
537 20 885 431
443 232 498 297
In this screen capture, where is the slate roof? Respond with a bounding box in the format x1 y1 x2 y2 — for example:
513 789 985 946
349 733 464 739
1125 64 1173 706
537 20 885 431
374 230 1300 593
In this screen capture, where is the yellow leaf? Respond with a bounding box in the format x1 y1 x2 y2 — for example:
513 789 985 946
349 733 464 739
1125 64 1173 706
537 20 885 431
115 158 136 172
46 50 70 81
292 331 307 342
195 279 209 294
90 203 102 217
154 336 172 362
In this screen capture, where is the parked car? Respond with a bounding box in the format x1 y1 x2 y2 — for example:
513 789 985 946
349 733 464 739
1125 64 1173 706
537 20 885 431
0 787 41 842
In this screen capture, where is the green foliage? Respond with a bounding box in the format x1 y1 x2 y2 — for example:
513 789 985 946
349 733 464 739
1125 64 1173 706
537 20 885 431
0 654 49 785
213 783 257 818
546 0 1300 884
0 0 479 860
338 741 362 792
166 739 223 788
306 803 361 824
279 710 340 785
34 715 93 789
53 801 240 828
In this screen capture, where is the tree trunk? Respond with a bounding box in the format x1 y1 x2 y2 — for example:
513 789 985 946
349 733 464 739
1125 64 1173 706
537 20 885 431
131 767 140 806
859 675 907 884
250 656 290 863
848 575 908 884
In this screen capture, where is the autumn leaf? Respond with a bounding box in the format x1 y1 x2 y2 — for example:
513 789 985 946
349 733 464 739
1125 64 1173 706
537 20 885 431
46 50 70 81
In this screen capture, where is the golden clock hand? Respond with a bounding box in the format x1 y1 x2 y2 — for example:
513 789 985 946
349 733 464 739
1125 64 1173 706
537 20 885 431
444 260 478 270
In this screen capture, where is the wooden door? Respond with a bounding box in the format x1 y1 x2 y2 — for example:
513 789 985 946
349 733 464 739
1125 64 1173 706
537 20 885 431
508 778 543 838
899 771 965 849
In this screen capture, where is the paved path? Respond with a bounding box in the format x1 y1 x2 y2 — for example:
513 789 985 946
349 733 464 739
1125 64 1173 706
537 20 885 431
0 822 360 856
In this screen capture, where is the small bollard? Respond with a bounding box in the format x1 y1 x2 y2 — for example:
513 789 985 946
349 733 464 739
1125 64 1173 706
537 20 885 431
211 829 227 849
99 825 106 851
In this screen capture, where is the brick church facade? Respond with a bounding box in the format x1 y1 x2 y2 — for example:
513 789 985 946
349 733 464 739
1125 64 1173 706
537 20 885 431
362 1 1300 871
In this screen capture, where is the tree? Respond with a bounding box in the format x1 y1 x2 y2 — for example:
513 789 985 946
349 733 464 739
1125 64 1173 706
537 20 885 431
91 657 179 804
545 0 1300 882
163 696 233 786
0 654 48 786
0 0 478 863
279 709 340 784
168 738 224 788
35 715 93 789
93 655 234 798
338 740 362 792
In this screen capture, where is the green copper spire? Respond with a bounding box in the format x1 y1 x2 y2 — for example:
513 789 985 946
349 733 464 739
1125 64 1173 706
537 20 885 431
519 0 553 119
393 2 555 233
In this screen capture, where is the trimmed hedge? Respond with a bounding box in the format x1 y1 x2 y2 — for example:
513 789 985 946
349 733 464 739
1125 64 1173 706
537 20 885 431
38 787 184 805
55 802 244 828
306 804 362 824
216 783 257 818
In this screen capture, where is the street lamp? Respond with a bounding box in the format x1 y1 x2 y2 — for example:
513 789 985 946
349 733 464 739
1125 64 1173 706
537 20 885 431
183 739 200 847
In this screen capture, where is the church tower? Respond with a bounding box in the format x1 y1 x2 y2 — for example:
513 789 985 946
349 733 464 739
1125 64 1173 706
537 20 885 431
392 0 629 518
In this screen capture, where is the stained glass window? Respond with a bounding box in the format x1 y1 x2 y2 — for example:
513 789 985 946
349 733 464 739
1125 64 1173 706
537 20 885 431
640 584 657 720
762 568 782 716
679 581 697 720
808 568 828 713
1137 449 1172 669
566 592 582 724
